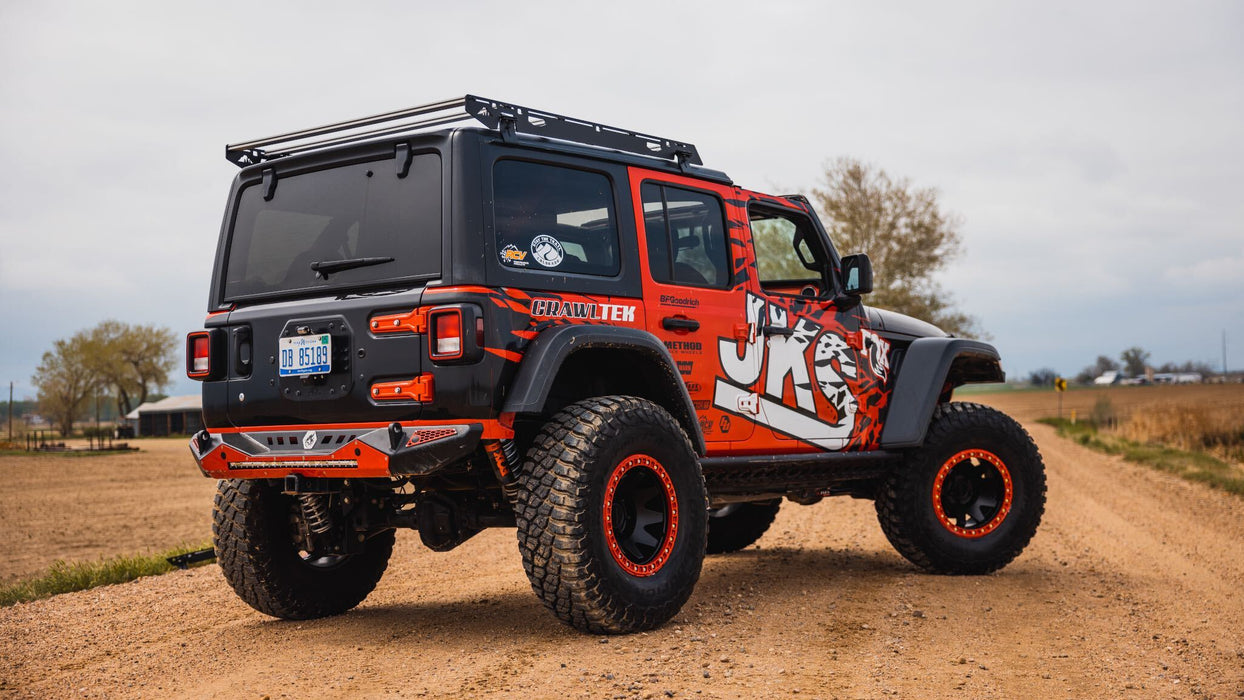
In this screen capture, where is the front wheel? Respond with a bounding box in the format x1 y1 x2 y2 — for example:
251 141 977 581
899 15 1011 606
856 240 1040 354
875 402 1046 574
213 479 394 619
514 396 708 634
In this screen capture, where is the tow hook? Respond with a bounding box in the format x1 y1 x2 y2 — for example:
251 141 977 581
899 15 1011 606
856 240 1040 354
388 422 404 450
194 429 213 453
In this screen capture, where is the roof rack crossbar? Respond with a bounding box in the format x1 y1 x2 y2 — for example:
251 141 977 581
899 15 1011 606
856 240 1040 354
225 94 704 168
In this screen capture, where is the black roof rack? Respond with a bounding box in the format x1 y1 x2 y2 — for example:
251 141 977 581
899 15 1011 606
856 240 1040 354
225 94 704 169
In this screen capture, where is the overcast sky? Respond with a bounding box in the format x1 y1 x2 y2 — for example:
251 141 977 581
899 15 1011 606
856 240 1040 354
2 0 1241 400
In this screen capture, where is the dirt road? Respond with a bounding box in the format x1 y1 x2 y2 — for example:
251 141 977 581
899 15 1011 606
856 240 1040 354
3 419 1243 698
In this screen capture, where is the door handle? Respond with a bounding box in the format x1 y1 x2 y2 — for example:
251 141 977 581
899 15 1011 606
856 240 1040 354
761 325 795 337
662 317 700 332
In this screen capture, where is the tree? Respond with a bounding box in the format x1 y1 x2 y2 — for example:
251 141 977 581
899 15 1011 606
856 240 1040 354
32 333 97 437
1120 347 1150 377
1075 355 1119 384
1028 368 1057 387
31 321 178 435
86 320 177 416
811 157 981 337
1156 360 1216 375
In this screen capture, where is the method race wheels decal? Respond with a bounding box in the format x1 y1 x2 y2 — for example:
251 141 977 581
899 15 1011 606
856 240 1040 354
932 449 1013 539
602 454 679 576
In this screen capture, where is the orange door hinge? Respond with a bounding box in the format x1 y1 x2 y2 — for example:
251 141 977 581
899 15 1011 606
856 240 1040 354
370 375 434 402
369 308 428 335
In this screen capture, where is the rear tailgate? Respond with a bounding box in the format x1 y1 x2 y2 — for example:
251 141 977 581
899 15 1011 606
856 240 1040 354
223 289 427 427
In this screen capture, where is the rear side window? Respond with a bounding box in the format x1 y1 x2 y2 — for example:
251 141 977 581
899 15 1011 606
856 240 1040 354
493 160 619 276
640 183 729 288
223 154 441 301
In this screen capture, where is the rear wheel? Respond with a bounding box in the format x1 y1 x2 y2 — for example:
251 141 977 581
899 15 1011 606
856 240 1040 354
514 396 707 634
875 402 1046 574
213 479 394 619
706 499 781 554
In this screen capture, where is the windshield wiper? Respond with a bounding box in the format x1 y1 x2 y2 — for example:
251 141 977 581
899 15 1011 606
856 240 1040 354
310 256 395 279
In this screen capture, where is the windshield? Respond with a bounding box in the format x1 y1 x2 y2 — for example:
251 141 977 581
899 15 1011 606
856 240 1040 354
222 153 441 301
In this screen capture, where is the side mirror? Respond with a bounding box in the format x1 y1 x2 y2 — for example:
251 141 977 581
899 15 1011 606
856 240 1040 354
841 253 873 295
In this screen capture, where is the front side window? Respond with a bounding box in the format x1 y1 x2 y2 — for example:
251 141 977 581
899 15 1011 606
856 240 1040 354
641 182 729 288
223 154 442 301
749 205 829 291
493 160 619 277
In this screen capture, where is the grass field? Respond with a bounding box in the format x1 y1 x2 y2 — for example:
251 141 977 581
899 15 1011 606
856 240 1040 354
0 542 212 607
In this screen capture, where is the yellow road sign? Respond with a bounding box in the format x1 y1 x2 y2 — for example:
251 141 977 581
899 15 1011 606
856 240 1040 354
1055 378 1067 392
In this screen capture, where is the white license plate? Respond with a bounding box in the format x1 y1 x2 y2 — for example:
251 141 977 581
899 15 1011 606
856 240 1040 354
278 334 332 376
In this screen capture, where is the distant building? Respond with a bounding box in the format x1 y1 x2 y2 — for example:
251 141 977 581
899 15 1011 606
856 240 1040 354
124 395 203 437
1153 372 1203 384
1093 370 1121 386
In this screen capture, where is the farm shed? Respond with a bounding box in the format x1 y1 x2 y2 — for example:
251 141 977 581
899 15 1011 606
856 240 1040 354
125 395 203 437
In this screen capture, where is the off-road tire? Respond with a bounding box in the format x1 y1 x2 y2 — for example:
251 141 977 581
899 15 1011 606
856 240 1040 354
876 402 1045 575
213 479 394 620
514 396 708 634
706 499 781 554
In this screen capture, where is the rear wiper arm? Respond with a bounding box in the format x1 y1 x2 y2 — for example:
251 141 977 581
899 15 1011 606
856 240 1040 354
310 256 395 279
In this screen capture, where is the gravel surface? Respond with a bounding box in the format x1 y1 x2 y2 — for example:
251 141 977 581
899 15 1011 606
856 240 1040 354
2 421 1243 698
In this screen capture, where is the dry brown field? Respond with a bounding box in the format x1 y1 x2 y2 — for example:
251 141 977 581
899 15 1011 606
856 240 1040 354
964 382 1244 424
0 438 216 583
2 392 1243 698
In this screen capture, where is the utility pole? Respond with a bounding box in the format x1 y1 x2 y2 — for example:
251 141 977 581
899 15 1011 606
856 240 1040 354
7 381 12 441
1224 330 1229 376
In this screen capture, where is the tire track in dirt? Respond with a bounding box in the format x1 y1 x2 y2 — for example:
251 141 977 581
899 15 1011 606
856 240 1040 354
3 423 1242 699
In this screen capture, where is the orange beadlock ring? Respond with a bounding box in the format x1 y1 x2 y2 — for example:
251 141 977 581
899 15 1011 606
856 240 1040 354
602 454 679 577
932 449 1013 539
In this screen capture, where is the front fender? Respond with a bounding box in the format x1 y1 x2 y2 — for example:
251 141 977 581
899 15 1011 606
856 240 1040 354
879 338 1004 449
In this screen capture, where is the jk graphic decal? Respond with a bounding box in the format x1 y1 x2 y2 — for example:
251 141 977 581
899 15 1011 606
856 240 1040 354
711 292 891 451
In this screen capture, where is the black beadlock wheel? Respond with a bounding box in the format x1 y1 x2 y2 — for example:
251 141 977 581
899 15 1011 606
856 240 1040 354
514 396 708 634
875 402 1046 575
706 499 781 554
212 479 394 620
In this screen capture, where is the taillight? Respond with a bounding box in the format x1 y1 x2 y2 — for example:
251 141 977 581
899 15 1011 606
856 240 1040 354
186 331 214 380
429 309 464 361
370 303 483 363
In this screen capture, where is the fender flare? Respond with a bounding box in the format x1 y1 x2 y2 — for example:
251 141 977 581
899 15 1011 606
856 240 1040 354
879 338 1004 449
501 324 706 455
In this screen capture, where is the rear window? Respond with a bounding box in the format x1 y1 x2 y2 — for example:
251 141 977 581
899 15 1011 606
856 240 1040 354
223 154 441 301
493 160 619 277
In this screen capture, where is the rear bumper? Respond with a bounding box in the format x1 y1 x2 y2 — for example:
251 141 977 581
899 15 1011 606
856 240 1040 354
189 422 494 479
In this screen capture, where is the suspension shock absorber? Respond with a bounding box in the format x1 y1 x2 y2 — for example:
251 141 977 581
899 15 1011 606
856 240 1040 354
297 493 334 534
484 439 522 504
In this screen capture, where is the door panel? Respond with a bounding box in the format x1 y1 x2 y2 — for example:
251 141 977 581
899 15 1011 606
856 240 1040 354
631 171 754 444
725 197 893 452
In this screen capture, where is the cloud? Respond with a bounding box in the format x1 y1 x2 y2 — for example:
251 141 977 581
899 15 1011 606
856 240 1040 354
2 0 1243 399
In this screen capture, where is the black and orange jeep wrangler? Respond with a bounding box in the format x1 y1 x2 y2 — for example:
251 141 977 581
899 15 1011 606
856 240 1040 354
188 96 1045 634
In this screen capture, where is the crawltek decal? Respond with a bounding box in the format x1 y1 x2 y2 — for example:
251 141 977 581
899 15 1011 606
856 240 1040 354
712 292 891 450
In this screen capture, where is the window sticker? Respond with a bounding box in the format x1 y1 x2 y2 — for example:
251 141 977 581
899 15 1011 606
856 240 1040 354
500 243 529 267
530 234 565 268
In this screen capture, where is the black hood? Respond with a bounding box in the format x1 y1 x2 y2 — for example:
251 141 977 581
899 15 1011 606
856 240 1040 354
866 307 950 339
